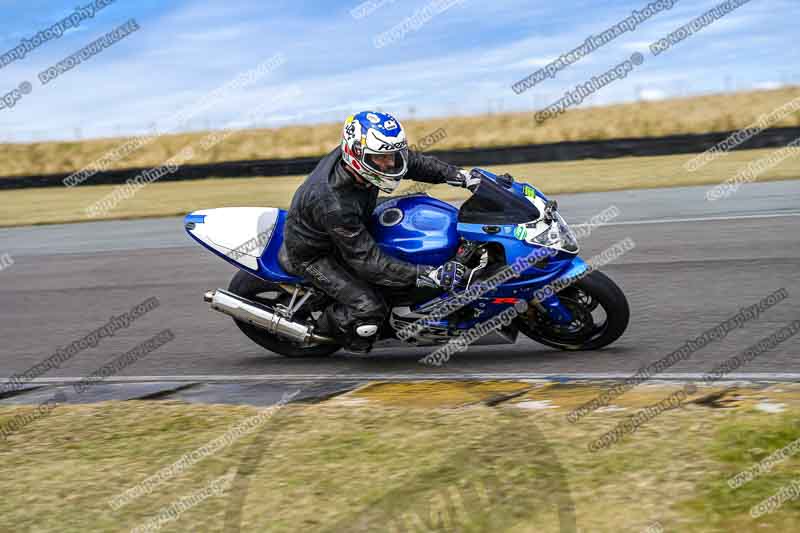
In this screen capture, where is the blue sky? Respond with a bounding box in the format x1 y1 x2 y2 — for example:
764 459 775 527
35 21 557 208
0 0 796 142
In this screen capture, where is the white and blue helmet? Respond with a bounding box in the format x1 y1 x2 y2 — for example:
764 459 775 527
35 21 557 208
341 111 409 193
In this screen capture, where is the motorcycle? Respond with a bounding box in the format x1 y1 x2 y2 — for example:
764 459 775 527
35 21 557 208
185 169 629 357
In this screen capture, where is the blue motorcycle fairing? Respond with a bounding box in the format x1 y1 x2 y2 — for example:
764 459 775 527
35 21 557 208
370 194 459 266
456 222 575 277
256 210 303 283
401 169 585 327
421 255 589 330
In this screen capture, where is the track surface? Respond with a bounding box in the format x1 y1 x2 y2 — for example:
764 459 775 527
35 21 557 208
1 180 798 380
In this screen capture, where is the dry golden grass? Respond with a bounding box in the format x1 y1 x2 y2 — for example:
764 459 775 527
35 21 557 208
2 87 800 178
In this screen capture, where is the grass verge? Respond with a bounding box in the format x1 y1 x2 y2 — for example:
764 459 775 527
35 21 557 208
2 147 799 228
2 87 800 177
0 400 798 532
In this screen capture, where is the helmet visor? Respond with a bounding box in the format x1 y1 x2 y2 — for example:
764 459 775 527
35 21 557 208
363 148 408 178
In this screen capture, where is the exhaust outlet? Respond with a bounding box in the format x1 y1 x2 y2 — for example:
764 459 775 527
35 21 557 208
205 289 335 345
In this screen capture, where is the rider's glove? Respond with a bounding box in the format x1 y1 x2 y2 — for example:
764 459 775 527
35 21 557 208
446 169 481 191
416 261 468 291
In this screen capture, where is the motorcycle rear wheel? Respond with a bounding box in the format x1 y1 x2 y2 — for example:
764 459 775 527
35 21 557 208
228 270 341 358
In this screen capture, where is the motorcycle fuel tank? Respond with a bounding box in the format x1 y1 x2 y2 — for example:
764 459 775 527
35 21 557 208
370 195 459 266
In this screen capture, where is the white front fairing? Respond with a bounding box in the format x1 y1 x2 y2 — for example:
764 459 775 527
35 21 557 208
186 207 279 270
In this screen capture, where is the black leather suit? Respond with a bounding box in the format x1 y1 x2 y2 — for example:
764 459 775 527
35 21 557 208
280 147 460 343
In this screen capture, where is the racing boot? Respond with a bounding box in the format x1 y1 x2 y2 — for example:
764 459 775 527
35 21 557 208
315 306 379 354
343 323 380 355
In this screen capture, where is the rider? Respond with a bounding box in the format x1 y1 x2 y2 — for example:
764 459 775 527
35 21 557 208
279 111 480 353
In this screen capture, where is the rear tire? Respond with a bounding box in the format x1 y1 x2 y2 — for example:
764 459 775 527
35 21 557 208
517 270 629 351
228 270 341 358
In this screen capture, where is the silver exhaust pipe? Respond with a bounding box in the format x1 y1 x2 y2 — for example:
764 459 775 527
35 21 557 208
205 289 336 345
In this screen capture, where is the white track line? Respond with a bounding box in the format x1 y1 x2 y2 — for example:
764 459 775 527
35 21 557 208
573 211 800 228
5 373 800 383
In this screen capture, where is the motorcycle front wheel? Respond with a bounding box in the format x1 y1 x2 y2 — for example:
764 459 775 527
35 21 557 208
516 270 630 351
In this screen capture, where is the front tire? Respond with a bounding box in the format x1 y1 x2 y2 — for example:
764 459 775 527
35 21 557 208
517 270 629 351
228 270 341 358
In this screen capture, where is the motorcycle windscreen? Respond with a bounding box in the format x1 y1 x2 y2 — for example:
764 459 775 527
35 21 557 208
457 176 540 225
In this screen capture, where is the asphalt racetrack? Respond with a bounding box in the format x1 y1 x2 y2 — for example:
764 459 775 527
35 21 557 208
1 180 798 382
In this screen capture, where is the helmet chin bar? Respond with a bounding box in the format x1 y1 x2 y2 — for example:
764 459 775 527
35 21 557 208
354 154 405 193
343 162 400 192
372 175 401 193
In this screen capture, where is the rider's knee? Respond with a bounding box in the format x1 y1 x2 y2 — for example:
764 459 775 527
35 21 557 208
359 297 388 320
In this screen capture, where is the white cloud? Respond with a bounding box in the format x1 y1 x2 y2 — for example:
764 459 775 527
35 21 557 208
753 81 783 90
638 88 667 101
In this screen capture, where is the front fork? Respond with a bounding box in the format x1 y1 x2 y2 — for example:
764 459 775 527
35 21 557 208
530 255 590 325
535 295 574 324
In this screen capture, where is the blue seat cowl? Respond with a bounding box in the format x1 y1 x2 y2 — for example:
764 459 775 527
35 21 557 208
257 210 303 284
